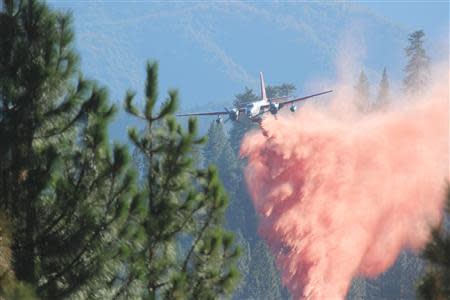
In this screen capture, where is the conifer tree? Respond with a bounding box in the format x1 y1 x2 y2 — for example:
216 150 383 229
403 30 430 96
246 240 283 300
216 141 239 199
0 1 139 298
232 230 251 299
375 67 390 110
122 61 240 299
278 83 296 99
347 277 367 300
266 83 296 99
354 71 370 113
203 122 238 200
417 186 450 300
0 213 37 299
203 122 228 165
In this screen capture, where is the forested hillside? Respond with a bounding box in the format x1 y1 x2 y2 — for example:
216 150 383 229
0 1 448 300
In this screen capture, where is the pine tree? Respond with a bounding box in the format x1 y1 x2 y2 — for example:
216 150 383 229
0 213 37 299
122 61 240 299
266 83 296 99
278 83 296 98
417 186 450 300
375 67 390 110
232 230 251 299
354 71 370 113
0 1 139 298
403 30 430 96
246 240 283 300
216 141 239 199
203 122 228 165
203 121 238 200
347 277 367 300
399 251 423 299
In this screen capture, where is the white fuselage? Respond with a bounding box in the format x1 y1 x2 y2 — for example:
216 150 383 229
245 99 269 119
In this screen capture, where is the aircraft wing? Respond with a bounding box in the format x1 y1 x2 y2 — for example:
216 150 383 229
269 95 290 102
260 90 333 110
276 90 333 107
176 111 229 117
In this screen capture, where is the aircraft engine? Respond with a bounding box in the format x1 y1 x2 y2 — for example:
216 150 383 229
229 108 239 121
269 103 279 115
290 104 297 112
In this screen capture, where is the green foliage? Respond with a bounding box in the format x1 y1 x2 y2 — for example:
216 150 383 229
203 122 229 165
347 277 367 300
0 213 14 292
0 213 38 300
266 83 296 99
403 30 430 95
231 231 251 297
0 1 139 298
203 122 238 194
122 61 240 299
417 186 450 300
246 241 283 300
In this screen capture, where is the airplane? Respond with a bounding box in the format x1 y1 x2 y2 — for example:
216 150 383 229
176 72 332 124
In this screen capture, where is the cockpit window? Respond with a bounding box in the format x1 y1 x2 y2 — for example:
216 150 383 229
245 103 255 116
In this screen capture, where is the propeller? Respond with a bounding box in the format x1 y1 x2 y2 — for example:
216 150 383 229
223 107 230 123
224 107 239 122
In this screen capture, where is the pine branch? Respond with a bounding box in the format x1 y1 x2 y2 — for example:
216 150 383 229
182 209 214 273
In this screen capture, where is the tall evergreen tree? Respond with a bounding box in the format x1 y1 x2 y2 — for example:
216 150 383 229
417 186 450 300
278 83 296 99
123 61 240 299
246 240 283 300
232 230 251 299
203 122 238 202
399 251 423 299
203 122 229 165
403 30 430 96
354 70 370 113
347 277 367 300
0 213 37 299
216 141 239 209
375 67 390 110
0 1 139 298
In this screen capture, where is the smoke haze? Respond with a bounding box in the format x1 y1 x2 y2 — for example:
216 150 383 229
240 66 449 300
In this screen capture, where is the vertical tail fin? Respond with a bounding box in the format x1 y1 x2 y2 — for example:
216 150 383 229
260 72 267 101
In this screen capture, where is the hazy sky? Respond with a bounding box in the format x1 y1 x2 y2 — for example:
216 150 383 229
49 1 448 110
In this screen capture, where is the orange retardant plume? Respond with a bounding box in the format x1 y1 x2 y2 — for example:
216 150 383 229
240 69 449 300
